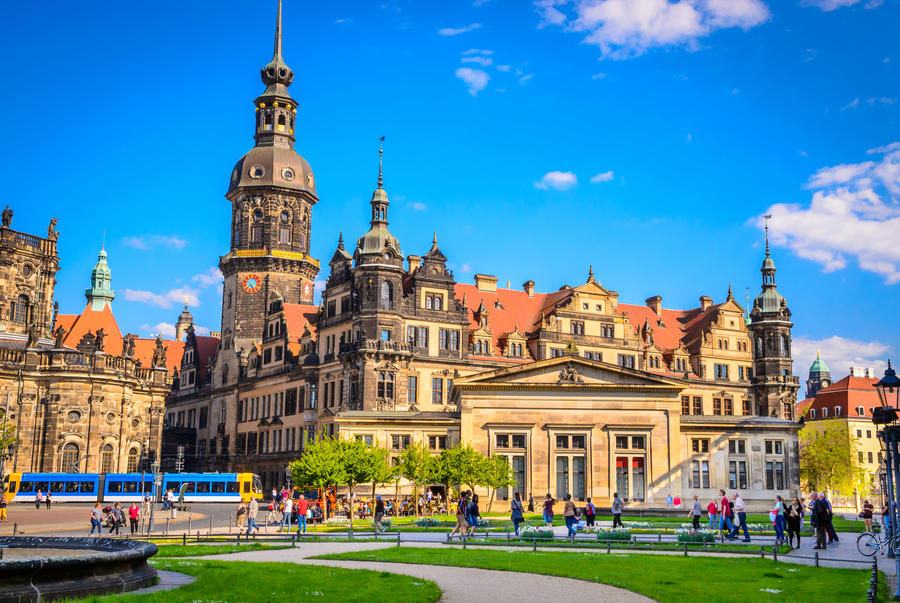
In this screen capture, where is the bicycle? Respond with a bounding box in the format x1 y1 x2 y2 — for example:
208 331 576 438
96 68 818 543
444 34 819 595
857 530 900 556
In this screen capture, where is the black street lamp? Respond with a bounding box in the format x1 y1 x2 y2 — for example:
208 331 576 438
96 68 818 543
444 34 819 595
874 360 900 595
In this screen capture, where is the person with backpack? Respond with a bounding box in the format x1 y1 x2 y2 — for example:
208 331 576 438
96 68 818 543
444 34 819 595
511 492 525 535
467 493 481 529
542 493 557 527
611 493 624 528
246 496 260 535
449 492 469 538
563 493 581 537
584 497 596 527
45 491 51 509
374 494 386 534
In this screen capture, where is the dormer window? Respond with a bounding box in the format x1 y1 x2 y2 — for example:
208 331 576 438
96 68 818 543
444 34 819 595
822 407 829 418
425 294 443 310
857 406 865 416
834 406 842 417
809 409 816 419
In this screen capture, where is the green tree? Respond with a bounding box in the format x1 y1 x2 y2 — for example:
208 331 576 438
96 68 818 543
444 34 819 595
367 444 399 509
800 419 870 495
430 443 485 498
482 455 515 512
289 434 344 496
400 443 431 516
335 438 379 521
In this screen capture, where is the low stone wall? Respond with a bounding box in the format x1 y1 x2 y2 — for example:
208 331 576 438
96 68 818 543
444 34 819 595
0 537 158 602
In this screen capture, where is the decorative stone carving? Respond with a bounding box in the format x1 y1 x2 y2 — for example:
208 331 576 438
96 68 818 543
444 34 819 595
557 364 584 384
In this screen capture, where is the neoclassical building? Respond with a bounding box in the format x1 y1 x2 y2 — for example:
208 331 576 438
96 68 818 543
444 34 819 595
163 2 802 509
0 211 188 476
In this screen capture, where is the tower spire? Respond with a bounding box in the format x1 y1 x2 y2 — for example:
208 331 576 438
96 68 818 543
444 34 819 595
764 213 772 257
274 0 283 62
377 136 385 189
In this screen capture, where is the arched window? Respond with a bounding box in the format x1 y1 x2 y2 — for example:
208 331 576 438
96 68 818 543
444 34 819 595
127 447 140 473
60 442 79 473
857 406 865 416
809 409 816 419
834 406 842 417
222 364 230 386
781 334 790 357
380 281 392 309
100 443 114 473
822 407 829 418
277 114 286 131
10 294 28 323
264 112 273 130
755 338 762 357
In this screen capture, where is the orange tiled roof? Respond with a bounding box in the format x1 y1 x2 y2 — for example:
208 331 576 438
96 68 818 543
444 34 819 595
804 374 881 419
283 303 319 341
57 304 124 355
131 337 184 373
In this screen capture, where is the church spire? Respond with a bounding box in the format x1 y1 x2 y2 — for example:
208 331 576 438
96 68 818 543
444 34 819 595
254 0 297 149
85 247 115 311
370 137 389 226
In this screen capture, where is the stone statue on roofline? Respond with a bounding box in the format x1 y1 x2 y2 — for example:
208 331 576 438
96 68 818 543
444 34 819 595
152 334 167 368
52 325 67 349
94 328 107 352
557 363 584 384
47 217 59 240
1 206 12 228
25 322 40 349
122 333 135 358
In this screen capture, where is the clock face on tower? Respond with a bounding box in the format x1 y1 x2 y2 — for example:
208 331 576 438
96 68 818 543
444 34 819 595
303 281 311 298
242 274 262 294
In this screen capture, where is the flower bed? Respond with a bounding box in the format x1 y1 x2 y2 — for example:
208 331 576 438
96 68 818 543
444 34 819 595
676 529 717 543
519 526 554 539
415 518 442 528
325 516 351 527
623 521 654 529
596 528 632 541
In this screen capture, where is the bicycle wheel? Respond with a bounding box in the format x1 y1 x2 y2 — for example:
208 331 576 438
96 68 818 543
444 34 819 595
857 532 879 556
891 535 900 556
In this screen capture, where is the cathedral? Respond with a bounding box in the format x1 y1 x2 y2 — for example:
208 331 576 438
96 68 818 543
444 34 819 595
3 1 802 510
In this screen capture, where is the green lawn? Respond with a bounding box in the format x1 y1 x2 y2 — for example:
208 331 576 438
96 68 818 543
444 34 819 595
441 538 794 555
319 547 885 602
153 543 294 557
78 560 440 602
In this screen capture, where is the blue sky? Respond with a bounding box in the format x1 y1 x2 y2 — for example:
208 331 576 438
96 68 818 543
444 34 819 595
2 0 898 388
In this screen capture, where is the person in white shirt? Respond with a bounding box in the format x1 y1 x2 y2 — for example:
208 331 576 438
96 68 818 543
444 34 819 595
280 496 294 532
729 492 750 542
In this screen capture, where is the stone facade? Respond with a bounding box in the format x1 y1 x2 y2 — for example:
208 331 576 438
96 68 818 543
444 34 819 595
163 4 803 510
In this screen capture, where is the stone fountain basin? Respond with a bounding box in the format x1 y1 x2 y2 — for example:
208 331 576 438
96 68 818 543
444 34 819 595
0 536 158 602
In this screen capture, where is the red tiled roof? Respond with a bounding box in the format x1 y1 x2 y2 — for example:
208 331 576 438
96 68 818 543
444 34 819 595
796 397 815 418
132 337 184 373
283 304 319 341
804 374 881 419
58 305 124 355
616 303 695 351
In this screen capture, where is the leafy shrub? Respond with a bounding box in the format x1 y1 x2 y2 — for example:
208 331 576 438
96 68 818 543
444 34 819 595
676 529 716 543
415 518 442 528
596 528 632 541
520 526 554 539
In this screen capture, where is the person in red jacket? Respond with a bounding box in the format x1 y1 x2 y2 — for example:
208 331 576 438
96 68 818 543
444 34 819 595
128 502 140 534
295 494 309 534
707 499 718 529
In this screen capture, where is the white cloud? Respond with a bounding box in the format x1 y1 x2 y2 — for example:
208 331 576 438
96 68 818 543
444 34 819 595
686 133 692 142
798 150 809 158
496 64 511 72
841 97 860 111
462 48 493 55
462 56 494 66
438 23 482 36
793 335 890 393
406 201 428 211
592 72 608 79
455 67 490 96
192 267 223 287
800 0 864 10
731 87 740 95
461 262 473 273
122 235 188 250
535 171 578 190
518 73 534 84
123 285 201 309
757 142 900 283
335 17 350 24
538 0 769 60
867 97 896 106
142 322 176 339
590 170 615 183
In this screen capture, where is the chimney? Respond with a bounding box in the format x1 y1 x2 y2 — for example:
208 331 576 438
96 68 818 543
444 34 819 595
407 255 421 274
522 280 535 297
646 295 662 317
699 295 713 311
474 274 498 292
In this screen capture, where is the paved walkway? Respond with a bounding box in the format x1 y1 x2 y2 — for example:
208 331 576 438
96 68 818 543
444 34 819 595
193 542 653 602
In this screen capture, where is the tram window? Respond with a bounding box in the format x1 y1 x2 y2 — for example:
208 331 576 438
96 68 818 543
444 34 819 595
19 481 32 492
196 482 210 493
81 481 95 493
37 481 49 492
184 482 196 493
243 482 251 493
49 481 64 493
140 481 152 493
108 481 122 493
7 481 16 492
65 481 80 493
167 482 180 493
212 482 225 493
226 482 239 493
124 482 138 493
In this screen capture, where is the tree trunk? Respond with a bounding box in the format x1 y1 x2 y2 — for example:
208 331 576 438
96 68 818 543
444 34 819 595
348 484 354 521
487 487 495 512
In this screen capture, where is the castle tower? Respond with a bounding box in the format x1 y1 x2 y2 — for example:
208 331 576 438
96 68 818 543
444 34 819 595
85 247 115 311
218 0 320 357
806 352 832 398
175 301 193 342
748 223 800 419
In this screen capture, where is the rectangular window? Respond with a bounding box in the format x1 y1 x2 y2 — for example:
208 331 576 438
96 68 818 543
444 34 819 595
571 435 585 449
450 330 459 351
550 348 564 358
713 397 722 415
439 329 448 349
556 435 569 448
616 457 629 499
417 327 428 348
859 451 865 463
765 461 785 490
765 440 784 455
512 455 525 498
556 456 569 497
279 228 290 244
432 378 443 405
496 434 509 448
381 329 391 342
701 460 710 488
728 439 746 454
869 452 874 463
692 438 709 454
428 435 447 450
632 457 646 501
391 435 411 450
407 376 418 405
724 398 733 415
631 436 645 450
617 354 635 369
692 397 702 415
681 396 690 415
742 399 751 415
407 326 416 345
573 456 586 499
691 460 700 489
570 320 585 335
615 435 629 449
511 434 526 448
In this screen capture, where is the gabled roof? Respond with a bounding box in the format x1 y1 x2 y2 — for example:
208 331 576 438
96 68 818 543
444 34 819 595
283 303 319 341
132 337 184 373
57 304 124 354
804 374 881 419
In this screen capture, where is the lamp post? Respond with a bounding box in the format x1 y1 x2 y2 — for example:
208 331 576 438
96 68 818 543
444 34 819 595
147 460 160 533
874 360 900 596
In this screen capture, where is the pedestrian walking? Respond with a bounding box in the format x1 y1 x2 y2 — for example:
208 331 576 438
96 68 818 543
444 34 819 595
246 496 260 535
689 495 702 530
771 495 786 544
35 489 43 510
542 493 557 527
296 494 309 534
861 499 875 533
527 492 534 513
374 494 386 534
45 491 51 509
584 497 596 527
90 502 102 536
109 502 123 536
786 496 804 548
0 493 7 522
563 494 580 537
665 494 673 510
467 493 481 529
235 500 246 529
729 492 751 542
612 492 624 528
821 492 837 543
280 496 293 532
673 495 681 509
812 492 829 549
449 492 469 538
129 502 140 534
511 492 525 535
707 498 718 529
718 490 733 536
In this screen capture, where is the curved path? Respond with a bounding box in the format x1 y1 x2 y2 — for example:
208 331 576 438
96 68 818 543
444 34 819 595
195 542 653 603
